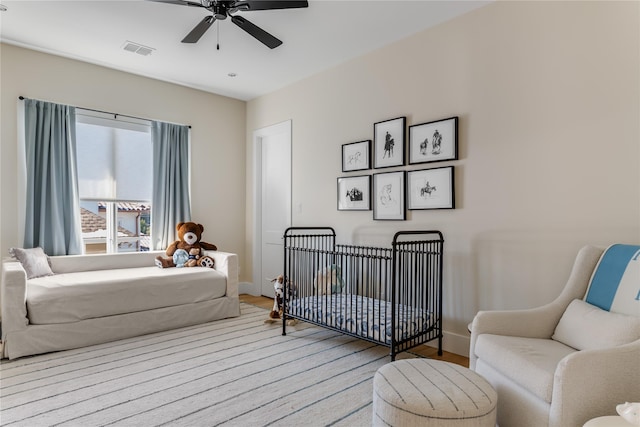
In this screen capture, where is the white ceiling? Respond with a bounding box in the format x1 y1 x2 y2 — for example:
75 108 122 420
0 0 490 101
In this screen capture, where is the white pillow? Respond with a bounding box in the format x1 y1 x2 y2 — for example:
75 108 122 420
9 247 54 279
552 299 640 351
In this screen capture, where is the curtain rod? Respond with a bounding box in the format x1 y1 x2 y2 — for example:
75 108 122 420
18 96 191 129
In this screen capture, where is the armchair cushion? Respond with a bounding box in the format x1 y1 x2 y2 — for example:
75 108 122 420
552 299 640 351
475 334 576 403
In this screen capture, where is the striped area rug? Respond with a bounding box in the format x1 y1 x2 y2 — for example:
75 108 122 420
0 303 413 427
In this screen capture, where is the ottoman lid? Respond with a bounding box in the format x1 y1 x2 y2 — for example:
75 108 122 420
374 359 497 420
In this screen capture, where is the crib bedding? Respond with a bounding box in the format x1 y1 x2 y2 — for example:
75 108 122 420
289 294 434 344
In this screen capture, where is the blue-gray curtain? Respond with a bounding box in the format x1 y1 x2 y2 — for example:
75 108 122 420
23 99 83 255
151 121 191 250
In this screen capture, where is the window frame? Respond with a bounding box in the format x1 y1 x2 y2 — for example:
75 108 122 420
75 109 153 254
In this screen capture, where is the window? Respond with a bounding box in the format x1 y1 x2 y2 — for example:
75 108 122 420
76 110 152 253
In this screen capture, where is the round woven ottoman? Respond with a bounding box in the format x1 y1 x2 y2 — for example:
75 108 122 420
372 359 497 427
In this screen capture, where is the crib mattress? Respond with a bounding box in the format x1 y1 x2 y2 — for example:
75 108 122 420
289 294 434 344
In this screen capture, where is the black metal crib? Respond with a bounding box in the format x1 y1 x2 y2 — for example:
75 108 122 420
282 227 444 360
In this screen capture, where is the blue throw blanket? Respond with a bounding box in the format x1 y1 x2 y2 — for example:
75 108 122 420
585 244 640 316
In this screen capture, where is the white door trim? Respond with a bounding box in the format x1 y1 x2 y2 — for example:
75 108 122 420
249 120 292 296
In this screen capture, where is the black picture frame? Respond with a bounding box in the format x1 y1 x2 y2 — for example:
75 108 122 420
373 116 406 169
342 140 371 172
337 175 371 211
373 171 405 220
409 116 458 165
407 166 455 210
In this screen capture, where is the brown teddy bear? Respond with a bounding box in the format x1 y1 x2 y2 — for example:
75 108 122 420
155 222 217 268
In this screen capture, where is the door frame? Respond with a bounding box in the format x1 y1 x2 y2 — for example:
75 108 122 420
251 120 292 296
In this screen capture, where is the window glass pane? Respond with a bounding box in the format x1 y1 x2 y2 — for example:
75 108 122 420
114 129 152 202
76 123 115 200
115 202 152 252
80 200 108 254
76 122 152 201
79 201 151 253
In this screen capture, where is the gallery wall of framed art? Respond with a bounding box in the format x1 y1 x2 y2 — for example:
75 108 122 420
337 115 459 220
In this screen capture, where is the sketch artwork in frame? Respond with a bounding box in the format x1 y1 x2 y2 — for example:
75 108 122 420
342 140 371 172
337 175 371 211
373 171 405 220
407 166 455 210
409 116 458 164
373 116 406 169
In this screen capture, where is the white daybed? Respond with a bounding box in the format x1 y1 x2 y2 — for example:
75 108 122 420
1 249 239 360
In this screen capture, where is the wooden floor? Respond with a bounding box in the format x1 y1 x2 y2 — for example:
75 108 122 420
239 294 469 368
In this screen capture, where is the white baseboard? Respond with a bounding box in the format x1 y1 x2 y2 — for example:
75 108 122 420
424 330 470 357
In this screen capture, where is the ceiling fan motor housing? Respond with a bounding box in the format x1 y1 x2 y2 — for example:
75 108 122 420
213 2 227 20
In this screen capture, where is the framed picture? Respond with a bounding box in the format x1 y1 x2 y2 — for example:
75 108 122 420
373 171 405 220
409 116 458 164
407 166 455 210
337 175 371 211
373 116 406 169
342 140 371 172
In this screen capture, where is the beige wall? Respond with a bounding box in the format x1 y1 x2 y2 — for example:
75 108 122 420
247 1 640 354
0 44 247 273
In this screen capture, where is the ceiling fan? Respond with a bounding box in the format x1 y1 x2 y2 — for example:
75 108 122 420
149 0 309 49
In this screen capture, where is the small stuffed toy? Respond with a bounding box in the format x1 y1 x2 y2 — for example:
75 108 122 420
197 255 215 268
264 275 297 325
156 222 217 268
268 275 285 320
184 247 201 267
314 264 344 295
172 249 190 268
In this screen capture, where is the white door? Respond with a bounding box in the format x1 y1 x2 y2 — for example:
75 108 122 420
254 121 291 298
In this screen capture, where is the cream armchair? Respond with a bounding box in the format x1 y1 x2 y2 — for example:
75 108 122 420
469 245 640 427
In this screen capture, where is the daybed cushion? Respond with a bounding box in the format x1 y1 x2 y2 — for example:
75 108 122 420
27 266 227 324
552 299 640 351
474 334 576 403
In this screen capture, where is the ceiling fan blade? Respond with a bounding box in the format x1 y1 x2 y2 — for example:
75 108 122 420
182 15 216 43
147 0 204 7
231 15 282 49
234 1 308 11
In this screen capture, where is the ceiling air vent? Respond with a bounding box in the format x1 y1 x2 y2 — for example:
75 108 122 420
122 41 155 56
